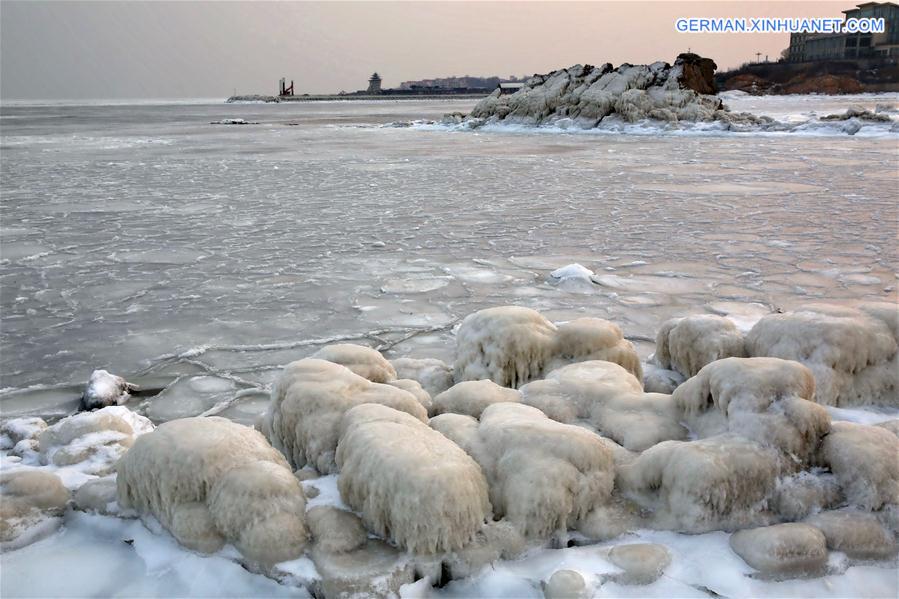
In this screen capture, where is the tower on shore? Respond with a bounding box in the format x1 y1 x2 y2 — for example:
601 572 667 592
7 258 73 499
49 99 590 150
367 72 382 94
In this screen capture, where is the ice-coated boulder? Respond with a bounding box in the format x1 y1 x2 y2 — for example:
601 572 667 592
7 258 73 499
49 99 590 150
543 569 588 599
441 519 526 580
432 402 614 539
38 406 154 475
261 358 427 473
0 470 70 550
642 362 685 394
521 361 685 452
672 357 828 464
729 523 828 576
385 378 432 413
0 417 47 450
820 421 899 510
746 303 898 407
653 314 745 379
431 379 521 418
618 434 781 532
607 543 672 584
454 306 641 388
771 471 842 521
311 343 396 383
804 509 898 560
576 500 643 542
454 306 556 387
81 369 137 411
73 476 118 515
548 318 643 382
389 357 454 397
310 539 415 599
1 417 47 461
306 505 368 555
116 417 308 566
336 404 490 554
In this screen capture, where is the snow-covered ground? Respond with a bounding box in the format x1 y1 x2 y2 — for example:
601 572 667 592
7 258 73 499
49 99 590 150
1 96 897 597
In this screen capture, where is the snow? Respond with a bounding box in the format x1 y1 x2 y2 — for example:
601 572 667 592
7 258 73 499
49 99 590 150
550 264 595 280
0 512 307 598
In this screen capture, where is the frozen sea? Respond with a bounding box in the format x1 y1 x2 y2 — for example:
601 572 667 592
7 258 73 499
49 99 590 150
2 94 897 415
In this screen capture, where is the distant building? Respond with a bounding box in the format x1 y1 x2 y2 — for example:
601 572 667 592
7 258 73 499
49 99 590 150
367 73 382 94
788 2 899 61
398 75 524 91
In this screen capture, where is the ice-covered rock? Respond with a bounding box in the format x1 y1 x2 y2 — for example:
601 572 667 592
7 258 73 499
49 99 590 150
547 264 596 293
0 417 47 450
466 55 726 129
771 471 842 521
0 470 70 551
454 306 556 387
576 500 643 542
547 318 643 381
441 519 526 580
310 539 414 599
820 106 892 122
311 343 397 383
80 369 137 411
72 476 118 515
431 379 521 418
390 357 454 397
804 509 898 560
116 417 308 567
336 404 489 554
306 505 368 555
746 303 898 407
641 362 685 394
521 361 685 451
619 434 781 532
549 264 594 281
38 406 154 475
820 421 899 510
454 306 641 388
543 569 588 599
730 523 828 577
607 543 672 584
262 358 427 473
653 314 745 379
385 378 432 413
672 357 828 464
432 402 614 540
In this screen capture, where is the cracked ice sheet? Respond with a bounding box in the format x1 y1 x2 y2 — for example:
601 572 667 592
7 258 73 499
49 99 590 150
3 98 896 397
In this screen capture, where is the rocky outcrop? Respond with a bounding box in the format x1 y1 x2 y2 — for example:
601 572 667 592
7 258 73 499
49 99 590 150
464 55 729 128
675 53 718 95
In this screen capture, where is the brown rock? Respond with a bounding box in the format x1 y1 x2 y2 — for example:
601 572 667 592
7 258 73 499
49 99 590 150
675 53 718 95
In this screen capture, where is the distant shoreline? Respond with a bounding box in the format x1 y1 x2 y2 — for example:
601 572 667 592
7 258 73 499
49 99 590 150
226 93 489 103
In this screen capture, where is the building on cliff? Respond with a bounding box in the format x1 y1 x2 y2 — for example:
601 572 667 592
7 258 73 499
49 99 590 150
788 2 899 62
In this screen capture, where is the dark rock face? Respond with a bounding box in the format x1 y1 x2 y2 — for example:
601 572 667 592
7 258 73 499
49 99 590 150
675 53 718 95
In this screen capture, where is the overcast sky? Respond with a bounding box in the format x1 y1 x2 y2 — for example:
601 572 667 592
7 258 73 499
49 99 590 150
1 1 849 99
